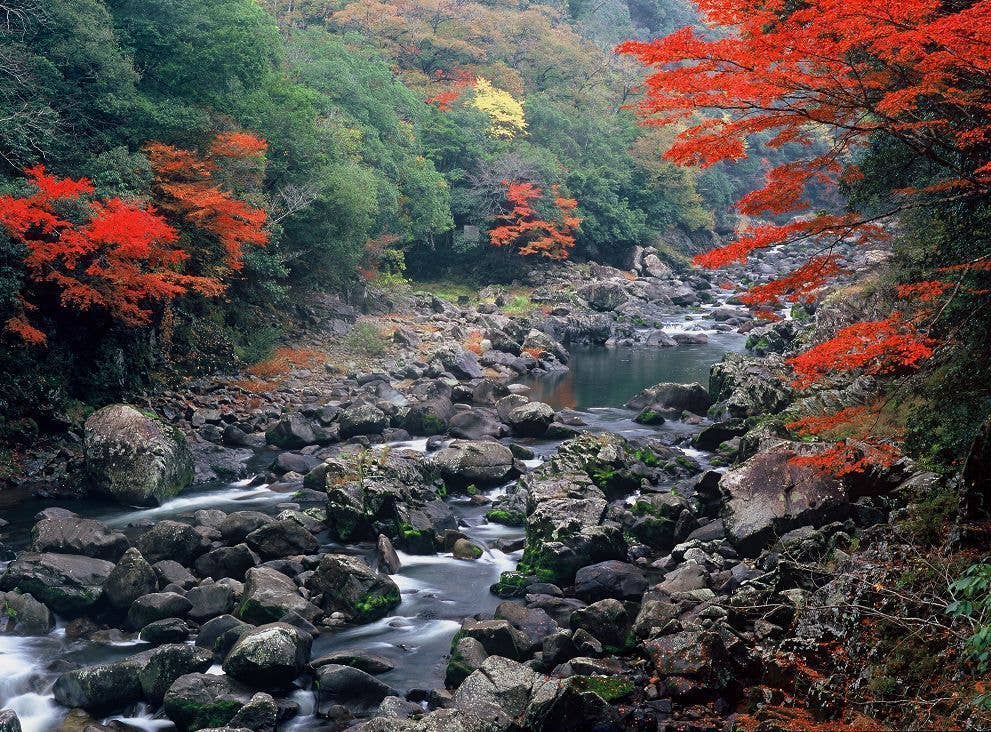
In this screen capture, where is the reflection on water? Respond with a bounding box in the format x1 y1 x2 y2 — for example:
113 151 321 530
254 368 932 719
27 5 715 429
520 336 745 410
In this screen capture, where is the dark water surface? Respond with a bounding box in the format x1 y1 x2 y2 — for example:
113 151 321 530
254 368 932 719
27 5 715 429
520 334 746 411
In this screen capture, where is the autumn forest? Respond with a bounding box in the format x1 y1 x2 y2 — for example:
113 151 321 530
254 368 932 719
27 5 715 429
0 0 990 731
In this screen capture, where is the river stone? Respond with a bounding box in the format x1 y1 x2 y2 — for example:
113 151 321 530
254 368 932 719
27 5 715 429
140 618 193 644
505 402 555 437
163 673 253 731
238 566 321 625
315 664 398 715
196 614 250 657
154 560 197 590
403 397 454 436
311 649 396 674
431 440 517 488
219 512 275 543
53 656 146 713
458 619 530 660
569 598 630 649
104 548 158 610
135 520 209 565
578 281 629 311
721 442 848 555
227 691 278 730
31 517 129 561
195 544 260 580
244 519 318 560
222 622 312 688
0 552 114 615
432 345 483 380
0 590 54 635
447 410 504 440
573 560 647 602
187 583 236 621
452 655 558 729
521 330 569 364
265 414 316 449
708 352 794 419
128 591 192 630
376 534 401 574
445 636 488 689
84 404 194 506
452 538 483 560
0 711 19 732
625 381 712 416
339 404 389 439
309 554 400 623
139 643 214 703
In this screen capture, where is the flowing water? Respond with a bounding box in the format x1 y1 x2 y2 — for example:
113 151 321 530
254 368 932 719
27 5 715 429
0 301 747 731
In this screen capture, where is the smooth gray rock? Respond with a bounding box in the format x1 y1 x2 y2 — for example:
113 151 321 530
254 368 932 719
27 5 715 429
84 404 193 505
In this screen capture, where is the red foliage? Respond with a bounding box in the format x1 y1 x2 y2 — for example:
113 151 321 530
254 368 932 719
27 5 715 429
0 132 269 344
619 0 991 284
740 255 847 310
786 314 935 389
489 181 581 260
425 68 475 111
145 133 268 273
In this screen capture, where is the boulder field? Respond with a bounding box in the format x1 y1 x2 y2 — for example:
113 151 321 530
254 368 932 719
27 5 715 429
0 247 925 730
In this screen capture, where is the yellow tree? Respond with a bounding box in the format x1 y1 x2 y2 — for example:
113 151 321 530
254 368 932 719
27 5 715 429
470 78 526 139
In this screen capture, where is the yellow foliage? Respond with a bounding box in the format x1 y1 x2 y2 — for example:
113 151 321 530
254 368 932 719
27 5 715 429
470 77 526 139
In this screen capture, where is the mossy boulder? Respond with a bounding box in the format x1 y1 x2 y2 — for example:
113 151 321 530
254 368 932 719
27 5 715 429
84 404 193 506
0 552 114 616
309 554 401 623
163 673 253 731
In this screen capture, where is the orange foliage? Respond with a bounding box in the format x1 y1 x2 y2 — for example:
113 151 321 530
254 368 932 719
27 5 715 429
246 347 324 379
489 181 581 260
0 166 223 343
619 0 991 304
145 132 268 274
739 255 847 311
522 346 546 359
464 329 484 355
786 313 936 389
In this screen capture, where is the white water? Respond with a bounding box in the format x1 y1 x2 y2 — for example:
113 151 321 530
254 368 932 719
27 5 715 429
0 635 63 732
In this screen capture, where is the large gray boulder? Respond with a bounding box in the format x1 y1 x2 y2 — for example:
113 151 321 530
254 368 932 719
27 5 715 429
708 352 794 419
0 552 114 615
625 381 712 417
0 591 54 635
315 664 397 716
451 655 559 730
163 673 253 731
84 404 193 505
31 517 128 561
0 711 19 732
244 519 318 560
431 440 518 488
574 560 647 602
308 554 400 623
104 548 158 610
721 442 848 555
135 520 209 565
339 404 389 439
238 566 321 625
138 643 213 703
53 657 146 713
578 281 629 312
222 623 312 688
505 402 555 437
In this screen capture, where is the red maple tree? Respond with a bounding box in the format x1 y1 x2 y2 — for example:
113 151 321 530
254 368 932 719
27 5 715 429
618 0 991 473
489 181 581 260
0 132 269 344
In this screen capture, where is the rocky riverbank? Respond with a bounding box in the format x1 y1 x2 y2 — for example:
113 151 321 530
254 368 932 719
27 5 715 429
0 241 944 731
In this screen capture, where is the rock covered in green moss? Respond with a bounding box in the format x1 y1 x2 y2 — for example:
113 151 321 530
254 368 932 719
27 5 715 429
308 553 401 622
84 404 193 506
163 673 253 731
0 552 114 616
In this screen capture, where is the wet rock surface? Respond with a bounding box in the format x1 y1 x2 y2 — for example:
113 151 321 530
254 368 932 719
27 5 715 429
0 250 919 731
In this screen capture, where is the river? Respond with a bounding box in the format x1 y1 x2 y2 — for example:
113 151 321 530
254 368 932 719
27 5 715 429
0 301 745 731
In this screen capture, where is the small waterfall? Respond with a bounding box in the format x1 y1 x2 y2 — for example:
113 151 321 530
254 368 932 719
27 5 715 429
0 634 62 732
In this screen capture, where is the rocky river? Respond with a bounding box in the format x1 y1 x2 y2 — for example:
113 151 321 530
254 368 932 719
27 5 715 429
0 244 917 731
